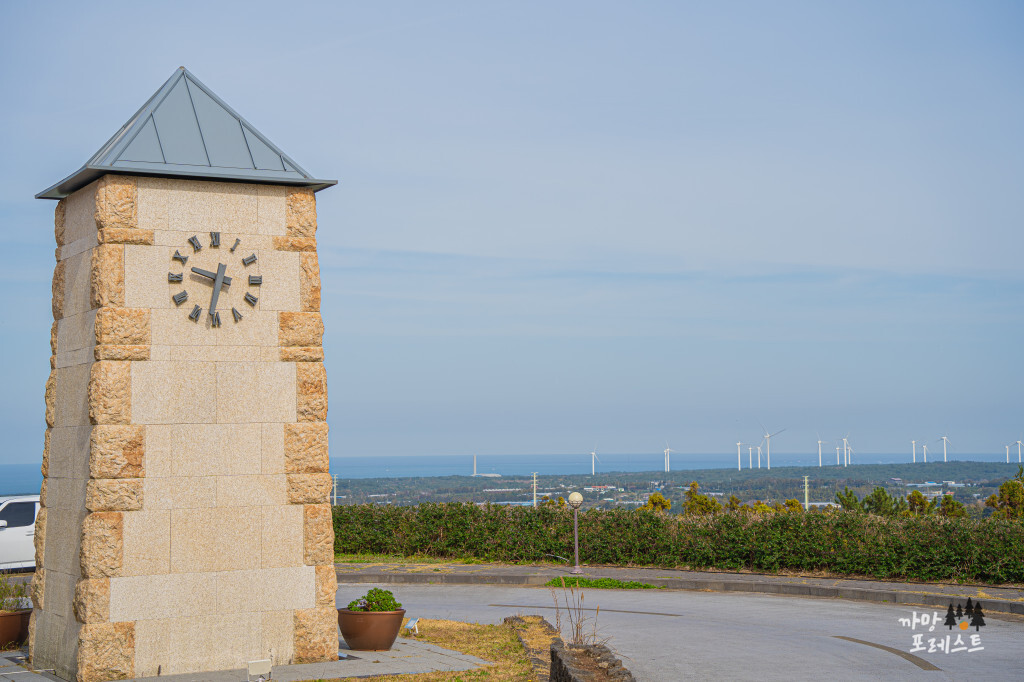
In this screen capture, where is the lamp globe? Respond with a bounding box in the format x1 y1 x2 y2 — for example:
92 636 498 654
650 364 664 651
567 492 583 509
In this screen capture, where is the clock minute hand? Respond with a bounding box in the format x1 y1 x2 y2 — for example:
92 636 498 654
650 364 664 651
190 266 232 286
207 263 228 318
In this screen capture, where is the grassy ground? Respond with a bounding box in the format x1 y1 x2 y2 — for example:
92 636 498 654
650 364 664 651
312 618 538 682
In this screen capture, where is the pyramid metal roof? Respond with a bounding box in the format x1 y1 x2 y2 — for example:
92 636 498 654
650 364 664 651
37 67 336 199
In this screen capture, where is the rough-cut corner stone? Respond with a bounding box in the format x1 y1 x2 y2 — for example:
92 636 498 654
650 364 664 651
94 345 150 361
91 244 125 308
26 610 36 658
287 474 332 505
296 362 327 422
73 578 111 624
39 480 48 508
88 361 131 425
272 236 317 252
86 479 143 512
94 175 138 231
300 252 321 312
42 429 51 477
51 321 59 356
315 564 337 607
285 188 317 239
292 607 336 664
45 370 57 428
78 621 135 682
97 228 154 245
279 312 324 348
34 508 46 568
80 511 123 578
30 564 44 610
90 425 145 479
52 260 66 320
280 347 324 362
284 423 329 474
303 504 334 566
95 308 151 346
55 198 67 247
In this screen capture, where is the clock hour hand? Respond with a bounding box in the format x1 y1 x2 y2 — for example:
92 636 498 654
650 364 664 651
190 266 232 287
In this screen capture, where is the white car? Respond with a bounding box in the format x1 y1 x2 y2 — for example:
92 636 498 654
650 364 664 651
0 495 40 570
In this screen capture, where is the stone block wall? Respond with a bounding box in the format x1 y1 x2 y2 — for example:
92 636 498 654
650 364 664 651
32 176 336 682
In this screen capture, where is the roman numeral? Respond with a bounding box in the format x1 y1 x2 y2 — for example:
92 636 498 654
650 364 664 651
168 272 183 282
210 231 221 247
230 238 241 252
210 311 222 327
242 254 257 266
173 250 188 265
188 304 202 321
244 292 258 307
232 307 243 322
172 291 188 305
248 275 262 286
188 236 202 252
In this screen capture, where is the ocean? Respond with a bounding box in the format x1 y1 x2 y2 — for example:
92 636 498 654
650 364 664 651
0 451 1016 494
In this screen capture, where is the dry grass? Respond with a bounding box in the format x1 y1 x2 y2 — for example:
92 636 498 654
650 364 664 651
318 618 535 682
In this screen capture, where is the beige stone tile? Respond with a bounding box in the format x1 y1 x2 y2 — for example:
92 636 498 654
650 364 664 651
54 362 91 428
261 566 316 611
150 308 208 347
170 508 219 574
132 361 217 425
262 609 295 665
215 507 261 570
109 572 217 621
169 424 221 477
55 348 92 369
209 613 263 669
219 424 262 475
64 180 98 243
258 363 297 423
166 180 258 235
256 185 288 236
261 505 303 568
256 250 300 311
143 425 173 478
125 244 177 309
58 234 99 261
56 309 97 353
144 477 216 510
44 477 87 511
149 345 171 361
168 345 260 362
62 248 94 319
137 177 173 230
215 310 278 348
216 475 285 508
48 425 92 479
133 617 174 677
215 362 258 423
122 510 171 576
261 423 286 475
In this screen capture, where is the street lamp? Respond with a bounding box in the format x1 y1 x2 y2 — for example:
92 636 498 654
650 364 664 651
567 492 584 575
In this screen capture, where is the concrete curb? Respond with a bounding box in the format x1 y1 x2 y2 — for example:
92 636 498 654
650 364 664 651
336 570 1024 618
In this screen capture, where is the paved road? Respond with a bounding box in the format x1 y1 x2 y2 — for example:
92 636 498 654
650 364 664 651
337 582 1024 681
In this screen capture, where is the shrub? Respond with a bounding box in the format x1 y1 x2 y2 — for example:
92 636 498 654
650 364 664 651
346 587 402 612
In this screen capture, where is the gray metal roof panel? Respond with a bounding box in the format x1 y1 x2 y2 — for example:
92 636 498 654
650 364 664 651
37 67 336 199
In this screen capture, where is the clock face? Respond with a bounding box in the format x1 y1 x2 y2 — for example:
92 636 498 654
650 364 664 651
167 232 262 327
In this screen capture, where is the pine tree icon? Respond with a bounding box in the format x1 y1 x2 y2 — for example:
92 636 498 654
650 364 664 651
944 604 957 630
956 603 963 620
965 598 974 619
971 602 986 631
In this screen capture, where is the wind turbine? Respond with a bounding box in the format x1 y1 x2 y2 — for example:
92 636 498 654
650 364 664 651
473 454 477 476
922 443 928 463
736 442 743 471
836 446 841 466
1017 440 1022 463
760 424 786 470
748 446 753 469
841 435 850 467
912 440 917 464
756 445 762 469
1007 445 1011 464
940 436 951 463
663 445 675 473
590 449 600 476
816 434 824 467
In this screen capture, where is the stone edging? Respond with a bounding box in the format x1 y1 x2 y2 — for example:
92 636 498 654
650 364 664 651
550 639 634 682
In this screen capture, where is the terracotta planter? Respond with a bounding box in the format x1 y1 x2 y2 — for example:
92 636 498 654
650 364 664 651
0 610 30 647
337 608 406 651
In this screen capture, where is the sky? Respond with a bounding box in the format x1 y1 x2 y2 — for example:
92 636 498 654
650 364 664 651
1 1 1022 466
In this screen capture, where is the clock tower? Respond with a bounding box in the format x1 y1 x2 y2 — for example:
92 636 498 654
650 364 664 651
33 68 337 681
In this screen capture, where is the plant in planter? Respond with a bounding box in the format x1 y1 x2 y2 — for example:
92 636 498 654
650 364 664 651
337 588 406 651
0 573 30 649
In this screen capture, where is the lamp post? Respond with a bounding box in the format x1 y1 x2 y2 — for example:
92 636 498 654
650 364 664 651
568 492 584 575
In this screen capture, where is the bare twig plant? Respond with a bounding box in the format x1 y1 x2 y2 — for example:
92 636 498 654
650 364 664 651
549 576 603 647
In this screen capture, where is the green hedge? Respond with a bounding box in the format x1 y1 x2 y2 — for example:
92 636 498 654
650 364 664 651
332 503 1024 584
